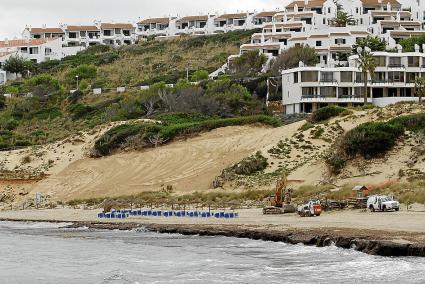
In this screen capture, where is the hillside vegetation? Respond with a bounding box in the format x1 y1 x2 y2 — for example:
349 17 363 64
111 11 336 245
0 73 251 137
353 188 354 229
27 30 256 88
0 30 270 152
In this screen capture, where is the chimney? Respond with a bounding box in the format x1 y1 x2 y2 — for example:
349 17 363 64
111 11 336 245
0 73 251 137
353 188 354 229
396 44 402 53
4 38 9 45
415 44 420 53
305 0 309 5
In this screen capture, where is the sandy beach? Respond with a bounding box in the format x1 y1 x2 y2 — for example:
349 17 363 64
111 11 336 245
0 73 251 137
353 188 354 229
1 208 424 242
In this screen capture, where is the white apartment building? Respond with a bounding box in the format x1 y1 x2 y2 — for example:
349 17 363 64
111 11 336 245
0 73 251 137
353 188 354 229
281 50 425 114
0 38 71 84
23 23 136 47
136 11 281 39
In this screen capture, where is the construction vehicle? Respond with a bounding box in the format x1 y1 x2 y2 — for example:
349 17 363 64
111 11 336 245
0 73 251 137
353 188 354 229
298 200 322 217
263 175 296 215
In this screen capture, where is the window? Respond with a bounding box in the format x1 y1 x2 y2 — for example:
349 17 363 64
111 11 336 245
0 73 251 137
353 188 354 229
320 87 336 97
340 72 353 82
328 7 331 13
408 57 420 67
388 71 405 82
356 72 365 82
374 56 386 67
406 72 417 83
389 57 402 67
335 38 346 45
371 72 385 83
302 87 316 97
301 71 319 82
316 41 322 47
321 72 334 82
29 47 39 54
303 18 312 24
103 30 112 36
294 72 299 83
279 39 287 44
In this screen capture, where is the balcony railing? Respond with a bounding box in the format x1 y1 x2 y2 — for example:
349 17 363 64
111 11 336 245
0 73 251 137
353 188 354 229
319 78 337 83
338 94 362 99
388 64 405 68
301 94 337 99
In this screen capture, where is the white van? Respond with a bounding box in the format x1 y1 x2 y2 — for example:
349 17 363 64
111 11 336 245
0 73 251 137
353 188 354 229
367 195 400 212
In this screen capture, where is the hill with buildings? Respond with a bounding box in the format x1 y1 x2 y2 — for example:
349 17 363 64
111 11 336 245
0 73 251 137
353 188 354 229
2 0 425 209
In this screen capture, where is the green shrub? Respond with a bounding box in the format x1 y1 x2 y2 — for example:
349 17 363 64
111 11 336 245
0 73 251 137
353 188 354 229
298 122 314 132
68 104 96 120
309 106 346 123
93 124 146 156
2 119 18 131
33 107 62 120
0 95 5 109
191 70 209 82
343 122 404 159
68 90 84 104
311 126 324 139
232 151 268 175
65 64 97 84
389 113 425 132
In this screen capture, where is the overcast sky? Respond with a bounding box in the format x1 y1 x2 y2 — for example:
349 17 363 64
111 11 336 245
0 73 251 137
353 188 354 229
0 0 287 39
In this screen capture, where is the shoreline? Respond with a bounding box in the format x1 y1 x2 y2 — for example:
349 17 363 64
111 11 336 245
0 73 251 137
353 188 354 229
1 217 425 257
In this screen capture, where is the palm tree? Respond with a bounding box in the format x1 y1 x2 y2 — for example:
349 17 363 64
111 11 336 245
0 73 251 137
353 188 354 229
331 11 356 27
356 47 376 105
415 77 425 103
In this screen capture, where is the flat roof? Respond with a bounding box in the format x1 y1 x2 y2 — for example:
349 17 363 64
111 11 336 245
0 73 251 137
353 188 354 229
101 23 134 29
285 0 325 8
66 25 99 31
138 17 170 24
216 13 248 20
177 15 209 22
30 27 64 34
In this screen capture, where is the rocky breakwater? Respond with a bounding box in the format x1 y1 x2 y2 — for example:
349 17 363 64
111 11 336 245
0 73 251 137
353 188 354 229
145 224 425 257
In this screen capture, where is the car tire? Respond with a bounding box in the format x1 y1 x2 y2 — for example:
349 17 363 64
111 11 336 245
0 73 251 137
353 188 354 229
383 205 387 212
395 208 399 212
369 205 375 212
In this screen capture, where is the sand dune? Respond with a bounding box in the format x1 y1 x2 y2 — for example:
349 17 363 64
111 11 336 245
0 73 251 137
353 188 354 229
30 122 304 200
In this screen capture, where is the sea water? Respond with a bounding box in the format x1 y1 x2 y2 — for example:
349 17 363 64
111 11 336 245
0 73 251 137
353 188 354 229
0 221 424 284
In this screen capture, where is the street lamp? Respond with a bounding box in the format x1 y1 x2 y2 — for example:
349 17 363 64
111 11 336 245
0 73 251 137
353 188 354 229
75 75 79 90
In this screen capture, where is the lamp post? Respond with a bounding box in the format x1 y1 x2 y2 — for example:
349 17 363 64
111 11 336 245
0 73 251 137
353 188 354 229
75 75 79 90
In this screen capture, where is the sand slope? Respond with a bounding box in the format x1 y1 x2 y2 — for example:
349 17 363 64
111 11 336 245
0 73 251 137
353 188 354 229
30 122 304 200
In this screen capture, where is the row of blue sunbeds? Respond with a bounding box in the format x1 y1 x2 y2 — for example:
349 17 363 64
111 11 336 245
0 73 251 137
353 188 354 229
97 210 239 219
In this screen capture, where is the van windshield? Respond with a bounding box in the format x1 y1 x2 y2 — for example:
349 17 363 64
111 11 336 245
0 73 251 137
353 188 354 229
382 197 392 202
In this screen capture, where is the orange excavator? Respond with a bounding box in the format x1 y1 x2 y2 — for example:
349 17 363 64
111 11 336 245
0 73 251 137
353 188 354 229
263 175 296 215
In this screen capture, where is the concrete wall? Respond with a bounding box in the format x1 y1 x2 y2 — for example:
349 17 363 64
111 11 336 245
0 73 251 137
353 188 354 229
372 97 419 108
0 70 6 85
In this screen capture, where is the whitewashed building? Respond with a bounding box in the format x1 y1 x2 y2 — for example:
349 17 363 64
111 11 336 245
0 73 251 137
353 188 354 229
24 23 136 48
281 49 425 114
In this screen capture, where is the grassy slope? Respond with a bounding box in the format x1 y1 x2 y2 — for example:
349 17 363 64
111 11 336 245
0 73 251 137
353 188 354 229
55 30 257 87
